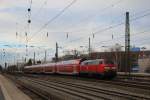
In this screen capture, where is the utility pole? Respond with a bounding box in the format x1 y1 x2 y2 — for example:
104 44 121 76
26 1 32 64
55 42 58 62
5 62 7 71
125 12 131 76
88 37 91 58
33 52 35 64
44 50 47 63
25 32 28 63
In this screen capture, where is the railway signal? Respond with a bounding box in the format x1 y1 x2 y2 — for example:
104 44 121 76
66 33 69 39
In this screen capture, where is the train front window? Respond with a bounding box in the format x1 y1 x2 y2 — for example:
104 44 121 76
104 60 114 64
99 61 103 64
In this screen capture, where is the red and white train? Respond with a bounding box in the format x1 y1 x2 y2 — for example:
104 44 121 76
24 59 117 78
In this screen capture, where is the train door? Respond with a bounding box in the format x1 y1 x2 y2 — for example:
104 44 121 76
87 60 99 74
80 61 88 73
97 60 104 73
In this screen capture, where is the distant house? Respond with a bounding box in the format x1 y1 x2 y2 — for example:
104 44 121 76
138 58 150 73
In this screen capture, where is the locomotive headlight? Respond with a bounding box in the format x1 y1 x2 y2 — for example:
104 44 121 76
104 67 110 70
111 67 116 70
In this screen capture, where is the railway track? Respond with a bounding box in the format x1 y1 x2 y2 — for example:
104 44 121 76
21 78 110 100
23 73 150 91
12 75 150 100
5 73 150 100
90 78 150 90
30 77 150 99
117 73 150 82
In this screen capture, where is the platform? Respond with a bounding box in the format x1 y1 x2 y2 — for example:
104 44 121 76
0 86 5 100
0 74 32 100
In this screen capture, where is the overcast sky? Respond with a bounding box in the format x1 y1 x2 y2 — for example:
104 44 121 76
0 0 150 65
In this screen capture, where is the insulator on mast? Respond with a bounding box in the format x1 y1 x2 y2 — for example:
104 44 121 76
93 33 95 38
47 32 48 37
28 19 31 23
28 8 31 12
112 34 114 40
25 32 27 36
66 33 68 39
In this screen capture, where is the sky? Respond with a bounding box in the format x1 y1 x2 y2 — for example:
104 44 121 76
0 0 150 66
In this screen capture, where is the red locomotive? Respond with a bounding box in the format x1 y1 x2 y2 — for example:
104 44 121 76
80 59 116 77
24 59 117 78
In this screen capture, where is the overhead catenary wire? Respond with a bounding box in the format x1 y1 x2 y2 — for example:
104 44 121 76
28 0 77 42
18 8 150 57
26 1 149 48
31 0 48 19
60 27 150 51
62 0 124 34
133 37 150 46
61 10 150 49
29 7 150 44
53 0 124 45
6 0 150 60
13 0 76 60
29 0 123 41
92 29 150 49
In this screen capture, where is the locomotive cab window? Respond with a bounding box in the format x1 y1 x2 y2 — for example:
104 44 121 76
87 60 99 65
81 62 88 66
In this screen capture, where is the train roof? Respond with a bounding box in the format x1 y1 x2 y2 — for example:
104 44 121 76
82 59 104 62
57 59 82 65
25 59 82 68
25 62 56 68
